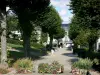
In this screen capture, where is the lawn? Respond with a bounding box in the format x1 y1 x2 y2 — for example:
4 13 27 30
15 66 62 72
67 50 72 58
7 42 47 59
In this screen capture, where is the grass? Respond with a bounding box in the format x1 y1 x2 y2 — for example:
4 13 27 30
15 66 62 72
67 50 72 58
7 43 23 48
8 51 24 59
0 42 47 65
7 42 47 58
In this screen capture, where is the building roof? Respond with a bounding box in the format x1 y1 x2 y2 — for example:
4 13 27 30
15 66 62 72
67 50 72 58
62 24 69 27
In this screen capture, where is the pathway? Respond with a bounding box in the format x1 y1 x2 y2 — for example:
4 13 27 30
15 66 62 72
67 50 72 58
5 48 100 75
33 48 78 75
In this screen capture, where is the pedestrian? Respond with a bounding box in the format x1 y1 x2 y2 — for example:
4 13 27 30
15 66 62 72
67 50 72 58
86 71 91 75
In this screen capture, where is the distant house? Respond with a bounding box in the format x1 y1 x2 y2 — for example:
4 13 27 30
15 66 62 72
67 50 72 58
62 24 100 51
10 31 21 40
34 27 41 43
96 37 100 51
11 31 21 37
61 24 71 43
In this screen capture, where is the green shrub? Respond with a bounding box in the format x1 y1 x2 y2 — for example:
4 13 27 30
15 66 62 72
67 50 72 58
7 38 23 45
93 58 99 65
31 43 44 48
0 68 9 74
85 51 100 59
72 58 93 70
13 58 33 73
73 48 88 55
38 63 49 73
38 61 64 74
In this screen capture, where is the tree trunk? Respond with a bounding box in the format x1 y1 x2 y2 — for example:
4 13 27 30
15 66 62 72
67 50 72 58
57 39 59 47
89 43 94 51
0 10 7 64
49 34 53 50
23 32 30 57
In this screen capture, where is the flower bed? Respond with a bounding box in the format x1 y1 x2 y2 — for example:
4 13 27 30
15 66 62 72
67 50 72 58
71 58 93 75
38 61 64 74
13 58 33 74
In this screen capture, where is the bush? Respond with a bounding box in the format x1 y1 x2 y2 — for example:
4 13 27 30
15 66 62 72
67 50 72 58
73 48 88 54
72 58 93 70
38 61 64 74
85 51 100 59
31 43 44 48
7 38 23 45
0 68 9 74
13 58 33 73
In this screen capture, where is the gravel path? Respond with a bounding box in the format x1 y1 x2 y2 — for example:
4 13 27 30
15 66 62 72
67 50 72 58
33 48 78 75
5 48 100 75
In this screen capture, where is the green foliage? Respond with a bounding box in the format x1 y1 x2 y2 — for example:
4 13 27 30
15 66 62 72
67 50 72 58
7 51 24 67
69 0 100 51
38 63 49 73
93 58 99 65
73 48 100 66
35 5 62 48
70 0 100 29
31 43 44 49
9 0 50 37
13 58 33 73
72 58 93 70
69 15 99 51
8 0 50 57
0 68 9 74
38 61 64 74
35 5 62 35
7 38 23 45
54 27 65 40
40 32 48 44
7 14 19 32
30 29 38 43
69 15 82 41
85 51 100 60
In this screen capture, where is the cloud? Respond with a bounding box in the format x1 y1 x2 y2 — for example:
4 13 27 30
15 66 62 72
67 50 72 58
59 9 67 16
62 16 70 23
51 0 73 23
51 0 70 6
62 14 73 23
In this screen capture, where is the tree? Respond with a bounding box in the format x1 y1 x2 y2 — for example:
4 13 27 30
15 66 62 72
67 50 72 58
70 0 100 51
69 15 99 51
35 6 62 49
0 1 7 64
7 14 18 32
40 32 48 44
70 0 100 29
7 14 19 38
54 27 65 45
8 0 50 56
69 15 82 41
69 15 87 49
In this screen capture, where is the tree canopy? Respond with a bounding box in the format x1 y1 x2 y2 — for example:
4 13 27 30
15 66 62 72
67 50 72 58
70 0 100 29
35 5 62 48
54 27 65 40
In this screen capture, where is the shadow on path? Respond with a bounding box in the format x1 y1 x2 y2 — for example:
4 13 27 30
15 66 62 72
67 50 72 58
62 53 77 57
68 58 78 64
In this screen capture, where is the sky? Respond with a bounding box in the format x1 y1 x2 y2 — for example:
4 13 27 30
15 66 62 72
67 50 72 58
50 0 73 24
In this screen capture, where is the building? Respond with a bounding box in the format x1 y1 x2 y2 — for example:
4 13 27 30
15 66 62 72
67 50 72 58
61 24 71 43
46 23 72 47
96 37 100 51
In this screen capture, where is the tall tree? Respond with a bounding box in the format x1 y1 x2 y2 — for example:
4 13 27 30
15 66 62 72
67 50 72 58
8 0 50 56
70 0 100 29
36 6 62 49
70 0 100 51
0 1 7 64
69 15 99 51
7 14 19 38
54 27 65 45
